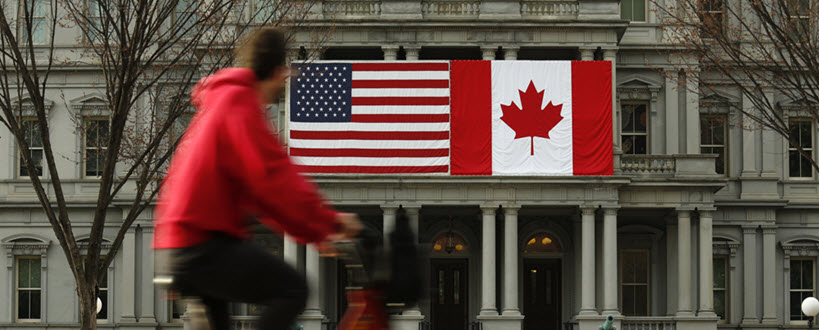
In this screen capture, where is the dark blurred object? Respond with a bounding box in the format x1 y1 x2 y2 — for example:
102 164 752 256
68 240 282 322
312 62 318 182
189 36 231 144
384 207 423 312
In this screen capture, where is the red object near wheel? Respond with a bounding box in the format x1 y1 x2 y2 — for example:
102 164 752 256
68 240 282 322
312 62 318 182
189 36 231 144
338 289 390 330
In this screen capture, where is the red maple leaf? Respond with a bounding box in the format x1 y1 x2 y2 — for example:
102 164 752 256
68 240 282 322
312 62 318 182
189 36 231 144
500 81 564 156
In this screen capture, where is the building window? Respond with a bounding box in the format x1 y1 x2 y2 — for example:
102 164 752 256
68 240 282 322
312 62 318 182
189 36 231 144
86 0 102 43
620 249 650 316
713 256 728 320
790 0 811 40
84 118 109 177
252 0 277 22
788 118 813 178
701 114 727 175
698 0 724 36
174 0 198 38
621 0 646 22
19 0 48 45
19 119 44 177
16 257 42 321
621 103 648 155
170 294 183 321
790 258 815 321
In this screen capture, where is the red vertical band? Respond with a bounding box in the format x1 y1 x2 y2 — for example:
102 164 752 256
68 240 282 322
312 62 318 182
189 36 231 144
450 61 492 175
571 61 613 175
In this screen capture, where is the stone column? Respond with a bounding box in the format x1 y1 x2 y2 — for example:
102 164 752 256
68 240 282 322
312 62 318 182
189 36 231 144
503 46 519 60
741 95 758 176
742 226 758 323
580 207 598 315
762 227 777 323
383 45 399 60
677 210 694 317
383 206 398 245
502 206 521 316
404 45 421 61
761 89 778 177
665 74 680 154
603 49 619 152
403 206 424 318
480 206 498 315
602 207 619 315
120 227 137 322
685 72 700 154
301 246 325 330
698 211 716 317
482 46 497 61
284 234 298 267
580 48 595 61
140 224 157 323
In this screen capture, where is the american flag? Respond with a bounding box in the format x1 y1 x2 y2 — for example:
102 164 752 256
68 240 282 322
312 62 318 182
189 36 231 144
288 62 450 174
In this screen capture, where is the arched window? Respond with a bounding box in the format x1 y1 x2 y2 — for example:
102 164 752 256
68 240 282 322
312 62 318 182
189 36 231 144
431 232 468 254
523 232 561 254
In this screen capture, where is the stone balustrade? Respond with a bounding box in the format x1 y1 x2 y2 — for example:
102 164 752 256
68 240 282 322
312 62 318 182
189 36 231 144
323 0 382 17
620 154 719 178
520 0 579 17
621 317 677 330
422 0 481 17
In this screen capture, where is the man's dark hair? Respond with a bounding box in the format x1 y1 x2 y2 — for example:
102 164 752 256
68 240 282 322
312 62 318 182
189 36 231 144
236 27 288 81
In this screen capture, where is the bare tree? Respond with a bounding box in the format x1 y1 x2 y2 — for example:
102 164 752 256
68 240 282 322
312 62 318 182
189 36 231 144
654 0 819 171
0 0 330 327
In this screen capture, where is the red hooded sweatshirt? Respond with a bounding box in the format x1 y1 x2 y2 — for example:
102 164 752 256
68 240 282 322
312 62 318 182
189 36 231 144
153 68 338 249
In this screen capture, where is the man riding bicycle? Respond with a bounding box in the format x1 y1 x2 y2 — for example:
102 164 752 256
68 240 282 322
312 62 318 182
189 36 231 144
153 28 362 330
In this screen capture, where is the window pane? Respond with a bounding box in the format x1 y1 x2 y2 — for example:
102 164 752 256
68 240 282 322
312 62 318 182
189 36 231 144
801 154 813 178
713 257 726 288
790 150 808 178
623 285 635 315
633 135 647 154
621 0 634 20
622 136 635 155
634 285 648 316
86 149 99 177
18 290 30 319
30 259 41 288
18 259 30 288
713 118 725 145
792 260 803 289
792 291 805 320
622 105 635 132
454 270 460 304
800 121 812 149
32 18 45 44
634 104 647 133
97 291 107 319
715 147 725 175
31 291 41 319
714 290 726 319
802 260 814 289
632 0 646 21
635 253 648 283
438 270 445 304
623 253 635 283
701 118 714 145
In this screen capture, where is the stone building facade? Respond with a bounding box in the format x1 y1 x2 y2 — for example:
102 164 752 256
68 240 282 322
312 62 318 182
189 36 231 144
1 1 818 330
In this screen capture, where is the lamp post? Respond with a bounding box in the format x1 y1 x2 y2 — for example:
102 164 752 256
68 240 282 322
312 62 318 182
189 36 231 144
801 297 819 329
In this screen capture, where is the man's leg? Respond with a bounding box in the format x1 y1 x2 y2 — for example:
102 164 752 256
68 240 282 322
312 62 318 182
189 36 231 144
172 236 308 330
200 296 230 330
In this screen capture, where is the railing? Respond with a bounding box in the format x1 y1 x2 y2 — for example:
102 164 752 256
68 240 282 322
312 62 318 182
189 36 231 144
470 321 483 330
521 0 579 17
422 0 481 17
419 320 431 330
323 0 382 17
621 317 676 330
620 155 677 176
231 316 258 330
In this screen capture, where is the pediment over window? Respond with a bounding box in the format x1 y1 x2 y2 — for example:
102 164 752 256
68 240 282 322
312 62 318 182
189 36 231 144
779 97 819 111
782 237 819 257
713 236 740 256
2 234 51 257
617 74 662 102
70 93 109 116
700 90 740 106
11 96 55 117
77 236 113 254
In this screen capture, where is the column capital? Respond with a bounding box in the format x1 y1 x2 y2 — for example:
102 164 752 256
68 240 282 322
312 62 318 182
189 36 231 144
602 207 618 216
698 210 713 218
404 45 421 61
581 207 597 216
382 205 399 215
480 205 498 215
481 46 498 60
503 206 520 216
382 45 400 60
602 48 618 59
579 47 596 61
761 226 777 235
742 226 759 234
677 209 692 218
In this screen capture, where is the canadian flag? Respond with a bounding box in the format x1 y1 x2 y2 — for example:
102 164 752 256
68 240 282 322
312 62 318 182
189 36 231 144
450 60 613 176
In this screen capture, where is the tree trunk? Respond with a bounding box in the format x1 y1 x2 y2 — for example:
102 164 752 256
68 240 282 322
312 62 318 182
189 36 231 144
77 280 98 330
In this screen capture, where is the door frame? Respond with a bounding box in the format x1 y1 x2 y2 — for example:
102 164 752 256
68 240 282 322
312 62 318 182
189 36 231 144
430 258 469 330
521 255 564 330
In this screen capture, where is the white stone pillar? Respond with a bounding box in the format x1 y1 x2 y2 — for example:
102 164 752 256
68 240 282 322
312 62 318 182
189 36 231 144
602 207 619 315
603 49 619 152
403 206 424 318
580 207 598 315
580 48 595 61
404 46 421 61
121 227 137 322
698 211 715 317
480 206 498 316
503 46 519 60
762 227 777 323
284 234 298 267
677 210 694 317
685 72 700 154
139 224 157 323
482 46 497 61
300 245 324 330
383 45 399 60
502 206 521 316
665 74 680 154
742 227 758 324
741 95 758 176
383 206 398 246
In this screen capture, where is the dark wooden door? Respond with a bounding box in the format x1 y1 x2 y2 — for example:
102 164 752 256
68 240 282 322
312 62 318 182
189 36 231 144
523 259 561 330
431 259 468 330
